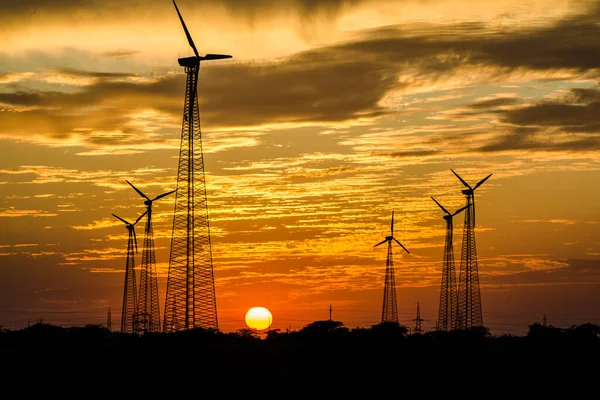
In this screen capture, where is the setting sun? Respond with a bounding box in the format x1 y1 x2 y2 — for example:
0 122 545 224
245 307 273 331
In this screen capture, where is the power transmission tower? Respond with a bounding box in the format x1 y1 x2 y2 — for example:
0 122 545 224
112 211 146 333
412 302 424 334
163 1 232 332
431 197 470 331
543 314 547 327
451 170 492 329
107 307 112 332
329 305 332 321
374 211 410 324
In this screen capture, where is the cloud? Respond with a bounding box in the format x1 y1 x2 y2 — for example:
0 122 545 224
474 86 600 153
2 3 600 154
101 50 140 58
0 207 58 218
0 0 366 21
483 258 600 286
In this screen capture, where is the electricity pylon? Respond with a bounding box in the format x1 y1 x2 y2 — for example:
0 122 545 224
412 302 424 334
163 0 232 332
451 169 492 329
107 307 112 332
112 210 147 333
127 180 176 334
374 211 410 324
431 197 470 331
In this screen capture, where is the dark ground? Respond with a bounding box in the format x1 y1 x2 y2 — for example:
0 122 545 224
1 321 597 396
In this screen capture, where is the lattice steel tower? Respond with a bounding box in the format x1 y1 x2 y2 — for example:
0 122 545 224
163 0 232 332
107 307 112 332
112 210 146 333
127 180 176 334
374 211 410 323
431 197 470 331
451 169 492 329
413 302 424 334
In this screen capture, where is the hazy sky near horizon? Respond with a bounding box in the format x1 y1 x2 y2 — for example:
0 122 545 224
1 0 599 334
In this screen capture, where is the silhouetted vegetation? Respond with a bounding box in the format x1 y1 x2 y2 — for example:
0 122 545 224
0 321 597 394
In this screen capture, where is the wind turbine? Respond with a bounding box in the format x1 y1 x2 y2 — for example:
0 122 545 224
374 211 410 324
450 169 492 329
431 196 470 331
112 210 147 333
126 180 176 334
164 0 231 333
450 169 492 228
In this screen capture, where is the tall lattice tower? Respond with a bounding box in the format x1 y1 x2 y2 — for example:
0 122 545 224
374 211 410 324
431 197 470 331
112 211 146 333
127 181 176 334
163 1 232 332
451 169 492 329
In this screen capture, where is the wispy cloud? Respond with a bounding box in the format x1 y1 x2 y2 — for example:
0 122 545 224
0 207 57 218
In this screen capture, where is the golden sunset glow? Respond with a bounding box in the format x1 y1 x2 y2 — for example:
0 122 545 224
245 307 273 331
0 0 599 335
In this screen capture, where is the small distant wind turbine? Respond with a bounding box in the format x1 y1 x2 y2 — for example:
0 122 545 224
374 211 410 324
126 180 176 333
112 210 147 334
112 211 147 254
431 197 470 331
449 169 492 329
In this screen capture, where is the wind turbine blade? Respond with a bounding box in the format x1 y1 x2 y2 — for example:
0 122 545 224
126 180 149 200
134 210 148 225
153 189 177 201
391 211 394 236
452 203 471 216
112 214 130 225
133 228 138 254
473 173 492 190
431 196 450 215
204 54 232 60
451 169 472 189
373 239 388 248
393 237 410 254
173 0 200 58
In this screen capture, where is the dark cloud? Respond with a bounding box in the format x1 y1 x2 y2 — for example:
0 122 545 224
483 259 600 286
49 67 134 78
101 50 140 58
387 150 440 158
0 53 398 148
468 97 520 110
475 86 600 152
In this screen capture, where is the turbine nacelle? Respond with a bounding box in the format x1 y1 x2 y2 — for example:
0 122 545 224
178 54 232 67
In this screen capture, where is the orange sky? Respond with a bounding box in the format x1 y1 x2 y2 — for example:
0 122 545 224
0 0 599 334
